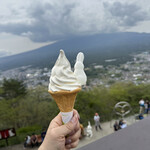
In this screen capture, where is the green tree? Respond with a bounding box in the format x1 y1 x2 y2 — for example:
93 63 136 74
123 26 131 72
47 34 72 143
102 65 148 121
2 79 27 99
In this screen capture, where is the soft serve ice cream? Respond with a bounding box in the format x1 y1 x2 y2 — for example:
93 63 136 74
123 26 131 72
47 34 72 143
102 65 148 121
48 49 87 123
49 50 82 91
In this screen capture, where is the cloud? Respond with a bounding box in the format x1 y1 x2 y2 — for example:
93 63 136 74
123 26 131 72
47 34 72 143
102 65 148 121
0 51 11 57
103 2 148 26
0 32 53 55
0 0 150 42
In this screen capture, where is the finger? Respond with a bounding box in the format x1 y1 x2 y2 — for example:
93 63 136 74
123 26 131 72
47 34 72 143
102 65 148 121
67 119 80 136
67 129 75 137
65 139 79 149
65 122 80 144
55 114 79 136
50 109 79 129
49 112 63 129
66 127 81 143
50 109 79 131
73 109 80 119
75 121 81 132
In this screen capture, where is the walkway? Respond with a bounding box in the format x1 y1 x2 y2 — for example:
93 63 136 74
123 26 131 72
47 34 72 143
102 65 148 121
77 116 150 150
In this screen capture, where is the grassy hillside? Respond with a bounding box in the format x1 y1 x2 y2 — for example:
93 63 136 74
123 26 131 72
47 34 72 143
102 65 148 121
1 81 150 147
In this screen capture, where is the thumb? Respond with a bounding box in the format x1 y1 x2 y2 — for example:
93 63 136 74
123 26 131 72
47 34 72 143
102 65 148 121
57 114 78 136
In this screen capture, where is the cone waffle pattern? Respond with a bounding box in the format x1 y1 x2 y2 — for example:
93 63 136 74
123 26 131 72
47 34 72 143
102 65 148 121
48 88 81 112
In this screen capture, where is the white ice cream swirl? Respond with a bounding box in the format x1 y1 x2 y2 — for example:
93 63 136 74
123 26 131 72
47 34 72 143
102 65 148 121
49 49 87 92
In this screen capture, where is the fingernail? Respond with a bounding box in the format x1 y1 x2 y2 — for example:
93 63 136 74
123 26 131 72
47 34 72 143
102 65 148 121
66 139 72 144
71 114 77 123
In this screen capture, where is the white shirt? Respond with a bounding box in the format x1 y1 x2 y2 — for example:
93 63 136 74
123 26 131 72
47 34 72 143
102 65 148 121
139 100 144 106
94 115 100 122
26 136 31 144
121 123 127 129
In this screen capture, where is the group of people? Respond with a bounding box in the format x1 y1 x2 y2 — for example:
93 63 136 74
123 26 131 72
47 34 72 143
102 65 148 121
94 113 128 133
113 119 127 131
24 133 38 148
24 131 46 148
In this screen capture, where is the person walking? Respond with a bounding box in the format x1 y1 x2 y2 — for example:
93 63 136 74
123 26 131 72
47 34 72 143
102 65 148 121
94 113 102 131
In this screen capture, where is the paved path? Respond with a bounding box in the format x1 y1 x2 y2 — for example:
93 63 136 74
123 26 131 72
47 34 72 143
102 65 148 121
0 115 138 150
75 115 136 149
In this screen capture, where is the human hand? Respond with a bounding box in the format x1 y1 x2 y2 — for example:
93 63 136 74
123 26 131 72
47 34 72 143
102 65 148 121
38 109 81 150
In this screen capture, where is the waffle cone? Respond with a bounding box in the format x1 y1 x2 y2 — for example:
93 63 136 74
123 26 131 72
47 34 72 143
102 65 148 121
48 88 81 112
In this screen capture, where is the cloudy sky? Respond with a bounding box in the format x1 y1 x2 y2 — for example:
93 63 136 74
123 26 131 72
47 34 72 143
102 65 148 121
0 0 150 57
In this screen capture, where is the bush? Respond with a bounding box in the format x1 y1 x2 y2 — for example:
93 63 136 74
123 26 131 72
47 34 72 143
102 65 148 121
17 125 42 134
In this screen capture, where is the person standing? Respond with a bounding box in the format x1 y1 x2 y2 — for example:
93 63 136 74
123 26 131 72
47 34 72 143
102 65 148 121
94 113 102 131
148 101 150 114
144 100 149 115
139 99 145 114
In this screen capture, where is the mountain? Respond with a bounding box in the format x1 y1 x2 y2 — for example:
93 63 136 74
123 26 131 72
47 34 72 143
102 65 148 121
0 32 150 71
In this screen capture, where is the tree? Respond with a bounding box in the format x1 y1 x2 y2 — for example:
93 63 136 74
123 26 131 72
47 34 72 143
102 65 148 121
2 78 27 99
